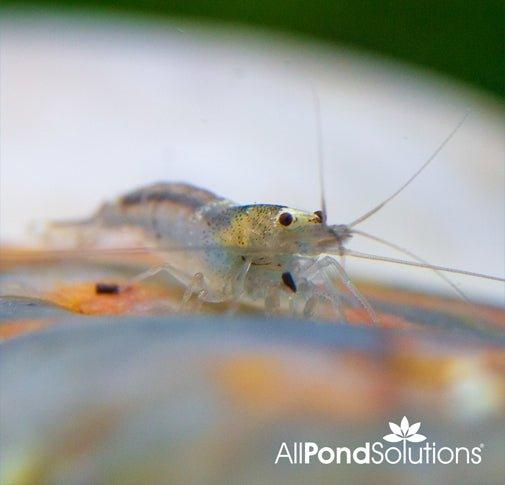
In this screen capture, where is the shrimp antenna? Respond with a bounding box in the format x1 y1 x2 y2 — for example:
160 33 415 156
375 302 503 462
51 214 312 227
351 228 471 302
348 110 470 228
311 84 327 223
343 248 505 282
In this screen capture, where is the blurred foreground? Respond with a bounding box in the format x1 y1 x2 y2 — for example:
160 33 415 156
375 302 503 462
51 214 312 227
1 249 505 484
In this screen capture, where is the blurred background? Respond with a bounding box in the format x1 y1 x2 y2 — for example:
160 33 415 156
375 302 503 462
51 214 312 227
0 1 504 304
1 3 505 485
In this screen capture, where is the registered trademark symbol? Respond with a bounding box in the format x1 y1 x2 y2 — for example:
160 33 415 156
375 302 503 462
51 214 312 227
480 443 484 448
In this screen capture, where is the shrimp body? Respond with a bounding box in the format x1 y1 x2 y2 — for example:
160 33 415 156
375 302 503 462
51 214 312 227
48 178 504 320
42 113 505 319
63 182 348 310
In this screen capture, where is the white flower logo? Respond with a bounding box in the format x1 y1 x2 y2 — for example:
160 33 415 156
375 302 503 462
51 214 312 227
383 416 426 443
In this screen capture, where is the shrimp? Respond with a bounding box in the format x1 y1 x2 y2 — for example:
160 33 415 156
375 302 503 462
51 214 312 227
51 181 355 317
47 176 504 322
43 109 504 322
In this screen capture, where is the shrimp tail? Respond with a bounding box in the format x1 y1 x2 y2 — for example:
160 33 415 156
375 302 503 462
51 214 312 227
38 204 114 249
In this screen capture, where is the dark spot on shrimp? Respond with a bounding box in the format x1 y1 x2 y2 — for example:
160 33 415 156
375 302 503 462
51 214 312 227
95 282 119 295
120 182 221 209
281 272 297 293
314 210 324 223
251 258 272 266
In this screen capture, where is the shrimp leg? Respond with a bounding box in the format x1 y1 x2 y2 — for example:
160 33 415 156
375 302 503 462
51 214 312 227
128 263 208 311
297 259 346 322
127 261 191 288
302 255 378 324
303 292 331 319
128 265 168 284
224 259 252 300
319 255 378 324
183 258 252 311
224 259 252 314
126 263 202 312
181 272 208 311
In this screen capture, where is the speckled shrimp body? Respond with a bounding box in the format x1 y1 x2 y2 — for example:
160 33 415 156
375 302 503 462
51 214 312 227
51 174 504 321
73 182 356 317
46 113 505 320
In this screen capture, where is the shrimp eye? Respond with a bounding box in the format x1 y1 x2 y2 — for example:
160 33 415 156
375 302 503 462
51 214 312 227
278 212 293 226
314 210 324 223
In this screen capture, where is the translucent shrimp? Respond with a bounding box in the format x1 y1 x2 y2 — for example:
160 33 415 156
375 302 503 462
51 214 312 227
42 109 504 322
49 181 354 316
46 176 504 323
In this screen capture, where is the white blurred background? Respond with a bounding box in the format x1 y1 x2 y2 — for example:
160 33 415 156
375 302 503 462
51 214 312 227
1 13 504 303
